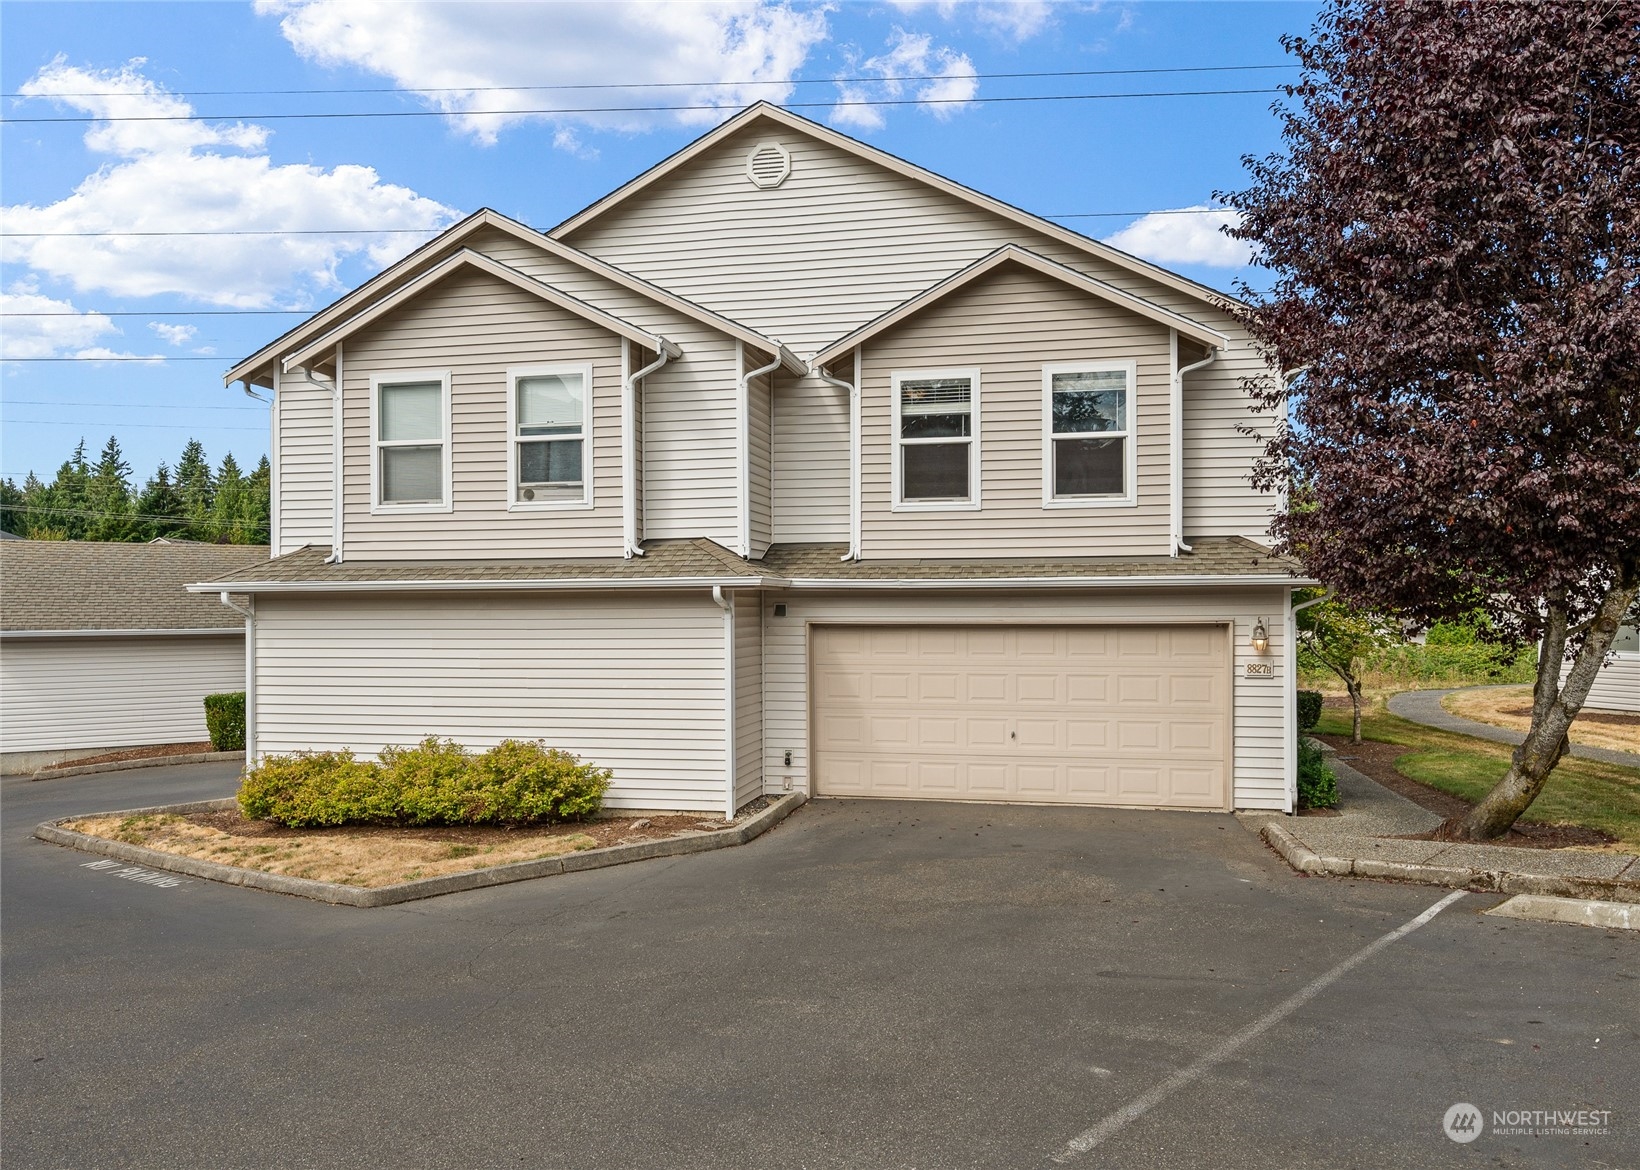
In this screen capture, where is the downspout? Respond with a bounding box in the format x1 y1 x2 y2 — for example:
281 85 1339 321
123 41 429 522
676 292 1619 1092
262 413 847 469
811 352 860 561
296 344 345 565
1172 343 1218 556
220 592 256 768
1284 587 1335 814
712 586 736 821
623 341 673 558
266 371 280 555
739 347 783 559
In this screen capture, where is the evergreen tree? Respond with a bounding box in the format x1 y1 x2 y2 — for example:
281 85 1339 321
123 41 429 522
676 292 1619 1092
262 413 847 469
210 452 245 542
85 435 136 541
135 463 187 541
242 455 272 544
35 440 92 540
0 477 23 535
176 439 214 535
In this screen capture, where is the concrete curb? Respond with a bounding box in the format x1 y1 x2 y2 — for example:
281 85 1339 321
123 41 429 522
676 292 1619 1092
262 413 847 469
33 791 808 907
1485 894 1639 930
33 752 244 781
1260 821 1640 904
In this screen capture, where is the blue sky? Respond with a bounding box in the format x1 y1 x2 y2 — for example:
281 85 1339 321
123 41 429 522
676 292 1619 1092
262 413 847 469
1 0 1319 484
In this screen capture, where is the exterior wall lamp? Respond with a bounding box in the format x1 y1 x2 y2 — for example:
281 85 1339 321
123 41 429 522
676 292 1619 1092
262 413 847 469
1251 618 1269 655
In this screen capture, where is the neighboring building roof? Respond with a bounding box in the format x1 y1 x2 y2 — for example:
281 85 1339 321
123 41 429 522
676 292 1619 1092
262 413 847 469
812 245 1229 369
1 541 268 634
550 102 1241 316
225 208 804 387
184 536 1307 594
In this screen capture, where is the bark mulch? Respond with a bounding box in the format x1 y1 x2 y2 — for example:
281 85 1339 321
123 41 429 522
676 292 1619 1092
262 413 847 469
38 742 218 772
1314 733 1616 850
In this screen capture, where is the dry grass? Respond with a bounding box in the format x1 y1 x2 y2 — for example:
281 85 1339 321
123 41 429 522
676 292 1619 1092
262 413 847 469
67 813 602 888
1442 685 1640 755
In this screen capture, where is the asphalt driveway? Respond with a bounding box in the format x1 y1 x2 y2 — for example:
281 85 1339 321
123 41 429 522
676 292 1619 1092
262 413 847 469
3 764 1634 1169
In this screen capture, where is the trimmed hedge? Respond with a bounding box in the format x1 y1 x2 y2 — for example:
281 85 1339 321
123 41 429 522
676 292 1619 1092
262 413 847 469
237 737 612 828
1297 738 1339 809
1296 690 1324 732
203 692 246 752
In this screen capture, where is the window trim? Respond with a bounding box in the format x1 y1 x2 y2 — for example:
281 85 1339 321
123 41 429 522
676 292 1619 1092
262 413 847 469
505 361 596 512
369 369 453 515
1041 359 1138 509
890 367 982 512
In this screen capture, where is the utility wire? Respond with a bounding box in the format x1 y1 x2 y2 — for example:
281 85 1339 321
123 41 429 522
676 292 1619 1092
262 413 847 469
3 417 266 430
4 398 263 411
0 502 268 531
2 356 224 362
2 63 1297 100
1 87 1280 125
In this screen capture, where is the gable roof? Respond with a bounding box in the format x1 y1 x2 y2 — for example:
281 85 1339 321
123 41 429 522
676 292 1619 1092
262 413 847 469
282 249 682 373
812 245 1228 368
0 541 267 634
550 102 1240 316
225 208 803 387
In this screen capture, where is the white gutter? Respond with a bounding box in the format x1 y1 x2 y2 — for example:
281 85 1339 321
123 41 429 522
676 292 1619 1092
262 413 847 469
623 341 674 558
219 592 256 767
781 573 1312 590
810 352 861 560
296 349 345 564
712 585 737 821
0 627 247 640
266 371 280 554
739 346 783 558
1172 342 1218 556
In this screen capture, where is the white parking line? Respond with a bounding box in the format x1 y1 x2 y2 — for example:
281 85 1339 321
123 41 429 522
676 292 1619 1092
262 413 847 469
79 858 189 889
1050 889 1468 1163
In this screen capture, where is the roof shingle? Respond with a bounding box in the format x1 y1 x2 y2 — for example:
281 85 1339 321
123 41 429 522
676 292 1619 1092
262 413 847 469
1 541 269 633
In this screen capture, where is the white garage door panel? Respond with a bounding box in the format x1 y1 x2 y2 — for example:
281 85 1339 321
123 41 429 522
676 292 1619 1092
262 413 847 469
812 625 1229 808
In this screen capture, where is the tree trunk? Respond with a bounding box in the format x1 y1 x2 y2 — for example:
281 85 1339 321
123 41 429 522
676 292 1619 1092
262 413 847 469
1435 579 1637 842
1346 677 1364 744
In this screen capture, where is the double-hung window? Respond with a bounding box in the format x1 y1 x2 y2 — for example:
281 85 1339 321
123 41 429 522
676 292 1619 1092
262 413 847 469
508 363 592 508
893 369 980 508
373 372 450 512
1043 361 1135 505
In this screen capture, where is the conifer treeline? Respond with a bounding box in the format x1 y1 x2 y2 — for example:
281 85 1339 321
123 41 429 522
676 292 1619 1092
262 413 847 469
0 437 270 544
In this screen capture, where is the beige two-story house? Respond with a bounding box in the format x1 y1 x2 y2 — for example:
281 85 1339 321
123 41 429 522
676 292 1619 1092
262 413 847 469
193 102 1310 817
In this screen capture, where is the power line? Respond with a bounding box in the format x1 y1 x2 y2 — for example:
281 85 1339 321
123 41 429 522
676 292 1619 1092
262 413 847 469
2 63 1298 101
3 417 266 430
4 399 263 411
3 310 310 315
1 87 1280 125
2 356 222 362
0 502 268 531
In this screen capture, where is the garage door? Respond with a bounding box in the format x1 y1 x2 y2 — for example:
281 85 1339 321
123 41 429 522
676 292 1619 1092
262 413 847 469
812 624 1229 808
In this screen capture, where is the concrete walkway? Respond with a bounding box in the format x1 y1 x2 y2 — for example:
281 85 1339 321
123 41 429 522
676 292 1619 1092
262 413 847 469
1386 686 1640 769
1246 757 1640 903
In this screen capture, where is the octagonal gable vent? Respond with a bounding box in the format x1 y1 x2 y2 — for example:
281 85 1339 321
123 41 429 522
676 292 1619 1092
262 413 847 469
746 140 792 189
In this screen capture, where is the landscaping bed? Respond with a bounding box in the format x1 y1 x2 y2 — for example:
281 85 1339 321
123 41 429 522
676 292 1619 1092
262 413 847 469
64 804 762 889
36 742 216 774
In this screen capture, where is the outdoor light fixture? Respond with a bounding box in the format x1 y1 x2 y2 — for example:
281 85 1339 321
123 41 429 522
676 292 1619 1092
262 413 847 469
1251 619 1269 654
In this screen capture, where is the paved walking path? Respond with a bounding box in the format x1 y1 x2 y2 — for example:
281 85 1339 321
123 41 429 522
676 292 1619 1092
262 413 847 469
1386 687 1640 769
1244 754 1640 902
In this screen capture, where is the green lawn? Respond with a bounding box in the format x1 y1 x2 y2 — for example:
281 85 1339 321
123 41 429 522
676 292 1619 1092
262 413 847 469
1315 706 1640 849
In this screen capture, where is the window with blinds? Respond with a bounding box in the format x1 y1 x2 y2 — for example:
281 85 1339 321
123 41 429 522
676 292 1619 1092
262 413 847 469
509 364 592 507
375 378 447 507
895 373 977 505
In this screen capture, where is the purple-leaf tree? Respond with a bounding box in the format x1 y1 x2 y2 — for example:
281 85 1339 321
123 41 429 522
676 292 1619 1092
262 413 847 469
1221 0 1640 841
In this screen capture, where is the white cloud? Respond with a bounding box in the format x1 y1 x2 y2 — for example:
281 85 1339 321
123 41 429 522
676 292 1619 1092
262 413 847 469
832 29 978 131
1102 206 1253 268
886 1 1057 42
2 59 457 308
0 280 160 361
257 1 831 146
149 322 196 346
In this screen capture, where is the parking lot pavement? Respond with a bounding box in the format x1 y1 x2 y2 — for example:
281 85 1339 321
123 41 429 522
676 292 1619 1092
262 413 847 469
4 767 1635 1169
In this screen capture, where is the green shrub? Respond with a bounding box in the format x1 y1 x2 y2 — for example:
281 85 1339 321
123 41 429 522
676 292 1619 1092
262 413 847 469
1296 690 1324 732
203 692 246 752
237 750 388 827
470 740 612 823
237 736 612 828
1297 738 1340 809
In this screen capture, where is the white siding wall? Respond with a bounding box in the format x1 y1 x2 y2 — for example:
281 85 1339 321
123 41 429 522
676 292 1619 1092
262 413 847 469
561 120 1278 543
0 634 244 753
759 587 1291 811
734 590 764 807
773 371 851 544
1564 655 1640 714
860 264 1173 558
274 367 335 555
252 592 730 811
340 267 626 560
748 367 774 557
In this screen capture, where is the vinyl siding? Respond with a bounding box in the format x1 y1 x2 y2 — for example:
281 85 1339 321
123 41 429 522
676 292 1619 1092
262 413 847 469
773 370 851 544
0 634 244 753
1564 655 1640 714
734 590 764 807
561 119 1278 543
747 366 774 557
339 266 625 560
760 587 1291 811
252 591 730 811
461 227 741 547
274 367 335 555
861 263 1172 558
